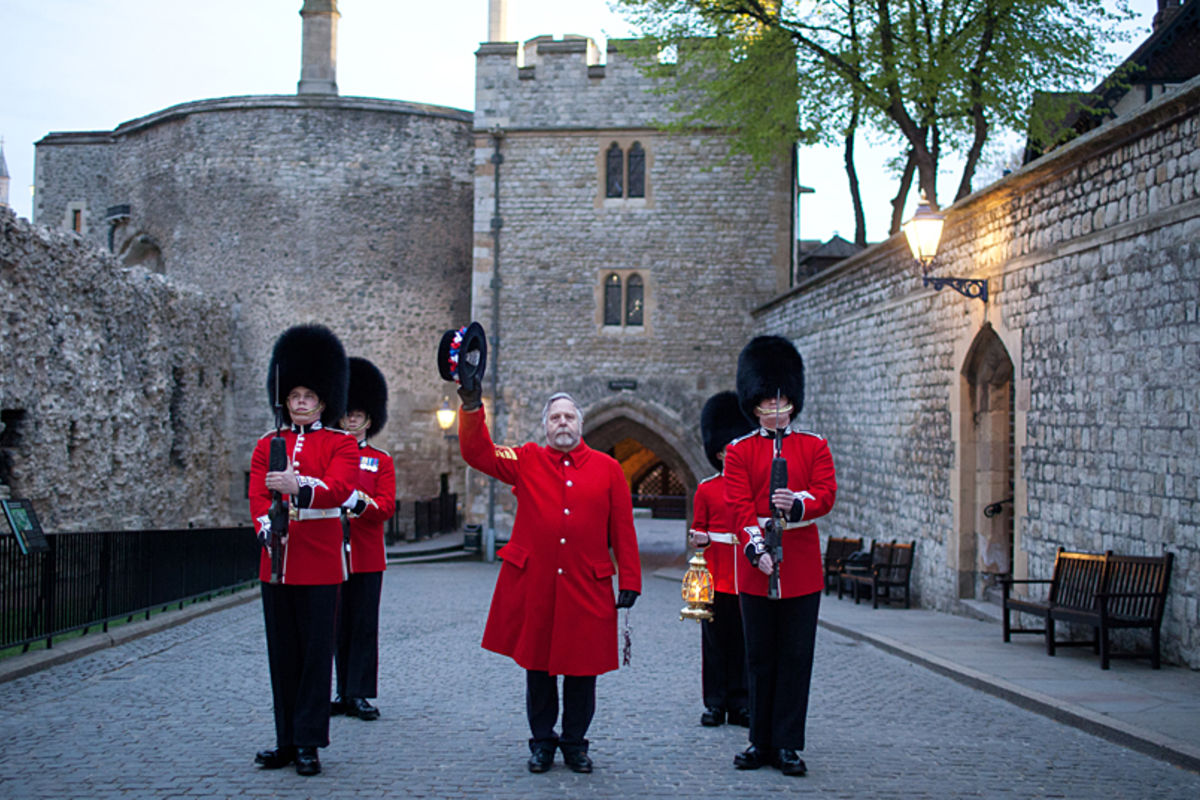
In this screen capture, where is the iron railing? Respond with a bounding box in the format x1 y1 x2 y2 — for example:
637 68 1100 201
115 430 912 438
1 527 259 653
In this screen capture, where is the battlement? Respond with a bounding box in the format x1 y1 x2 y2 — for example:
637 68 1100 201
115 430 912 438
475 35 673 131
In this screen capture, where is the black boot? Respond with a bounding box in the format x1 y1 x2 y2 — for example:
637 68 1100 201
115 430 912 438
527 742 555 773
560 743 593 774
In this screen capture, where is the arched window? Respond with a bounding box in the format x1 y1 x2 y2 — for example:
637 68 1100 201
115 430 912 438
627 142 645 198
605 143 624 198
603 273 623 325
625 273 644 326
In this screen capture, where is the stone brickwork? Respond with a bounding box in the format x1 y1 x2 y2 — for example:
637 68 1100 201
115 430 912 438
0 207 236 531
35 96 476 518
466 36 794 528
758 76 1200 667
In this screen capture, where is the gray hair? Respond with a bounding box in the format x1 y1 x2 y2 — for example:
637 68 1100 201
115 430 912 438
542 392 584 426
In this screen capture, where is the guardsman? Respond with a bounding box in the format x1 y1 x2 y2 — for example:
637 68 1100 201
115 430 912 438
688 391 755 728
250 324 359 777
457 386 642 775
723 335 837 777
331 357 396 721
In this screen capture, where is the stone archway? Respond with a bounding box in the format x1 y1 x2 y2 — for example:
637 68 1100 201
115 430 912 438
957 323 1016 600
582 395 708 523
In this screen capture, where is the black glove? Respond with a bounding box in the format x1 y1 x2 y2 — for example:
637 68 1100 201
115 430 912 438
615 589 639 609
457 382 483 411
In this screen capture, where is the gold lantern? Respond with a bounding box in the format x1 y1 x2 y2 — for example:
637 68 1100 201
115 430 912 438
680 550 715 622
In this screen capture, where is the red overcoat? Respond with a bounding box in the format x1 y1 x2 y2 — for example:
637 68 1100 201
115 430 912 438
689 474 740 595
459 406 642 676
723 428 837 598
250 423 360 585
346 442 396 574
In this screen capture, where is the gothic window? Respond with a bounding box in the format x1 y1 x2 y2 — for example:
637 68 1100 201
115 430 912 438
625 274 644 326
605 143 624 198
603 273 623 325
627 142 645 198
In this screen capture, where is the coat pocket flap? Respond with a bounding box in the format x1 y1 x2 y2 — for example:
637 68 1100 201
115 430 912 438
499 543 529 568
591 560 617 580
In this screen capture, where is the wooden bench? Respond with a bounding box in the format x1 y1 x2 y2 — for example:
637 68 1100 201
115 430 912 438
1002 548 1174 669
822 536 863 596
839 540 914 609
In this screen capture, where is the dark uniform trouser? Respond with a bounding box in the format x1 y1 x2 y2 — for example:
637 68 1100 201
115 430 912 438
740 591 820 751
335 570 383 699
526 670 597 750
701 590 749 713
261 582 339 749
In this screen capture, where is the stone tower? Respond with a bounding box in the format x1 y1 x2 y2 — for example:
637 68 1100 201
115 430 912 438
298 0 339 95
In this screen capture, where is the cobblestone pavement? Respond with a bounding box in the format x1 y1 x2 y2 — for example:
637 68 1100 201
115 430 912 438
2 561 1198 799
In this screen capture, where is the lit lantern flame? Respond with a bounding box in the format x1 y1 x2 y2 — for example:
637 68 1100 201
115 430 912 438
680 550 715 622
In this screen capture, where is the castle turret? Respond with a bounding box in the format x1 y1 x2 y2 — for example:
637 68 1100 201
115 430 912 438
298 0 339 95
488 0 509 42
0 138 10 209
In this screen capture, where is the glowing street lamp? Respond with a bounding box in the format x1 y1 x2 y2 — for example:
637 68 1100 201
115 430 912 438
903 192 987 301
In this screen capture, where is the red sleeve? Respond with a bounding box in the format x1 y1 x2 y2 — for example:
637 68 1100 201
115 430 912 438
798 438 837 522
458 405 522 485
723 440 758 536
300 433 360 510
357 450 397 523
249 437 271 535
690 484 711 535
607 459 642 593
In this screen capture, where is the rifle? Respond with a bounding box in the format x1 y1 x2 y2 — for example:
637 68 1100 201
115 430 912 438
267 369 289 583
766 391 787 599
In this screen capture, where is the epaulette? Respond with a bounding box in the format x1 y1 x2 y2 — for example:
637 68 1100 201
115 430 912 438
363 442 392 457
325 427 352 436
793 429 826 440
727 431 757 448
699 473 721 485
258 428 283 440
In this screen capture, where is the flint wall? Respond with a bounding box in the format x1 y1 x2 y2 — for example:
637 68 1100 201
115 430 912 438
0 208 236 531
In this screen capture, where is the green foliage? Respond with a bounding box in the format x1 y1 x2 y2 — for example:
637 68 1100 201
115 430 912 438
616 0 1136 212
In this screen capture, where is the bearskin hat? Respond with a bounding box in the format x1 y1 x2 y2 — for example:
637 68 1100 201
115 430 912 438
701 391 756 471
346 357 388 439
266 324 348 427
735 335 805 422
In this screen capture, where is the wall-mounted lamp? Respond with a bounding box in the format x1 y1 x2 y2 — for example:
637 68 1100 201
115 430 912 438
436 398 457 439
903 192 987 302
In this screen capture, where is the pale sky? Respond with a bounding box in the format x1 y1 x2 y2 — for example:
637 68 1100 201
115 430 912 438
0 0 1162 243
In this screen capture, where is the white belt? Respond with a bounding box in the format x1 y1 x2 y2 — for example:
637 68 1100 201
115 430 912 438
706 532 738 545
291 507 342 521
756 516 812 531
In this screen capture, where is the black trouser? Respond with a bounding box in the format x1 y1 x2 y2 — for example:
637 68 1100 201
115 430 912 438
701 590 748 712
261 582 339 749
335 571 383 700
525 670 596 751
740 591 820 752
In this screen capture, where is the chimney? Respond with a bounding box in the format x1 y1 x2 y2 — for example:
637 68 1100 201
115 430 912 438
298 0 340 95
1153 0 1183 30
488 0 509 42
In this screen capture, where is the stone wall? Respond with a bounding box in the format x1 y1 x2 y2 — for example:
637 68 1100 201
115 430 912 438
35 96 476 519
757 76 1200 667
0 207 236 531
467 36 794 528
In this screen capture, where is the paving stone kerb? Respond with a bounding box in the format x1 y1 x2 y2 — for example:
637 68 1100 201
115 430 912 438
759 74 1200 667
1 562 1197 800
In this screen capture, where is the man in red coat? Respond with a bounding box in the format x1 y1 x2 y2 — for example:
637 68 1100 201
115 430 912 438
688 391 755 728
250 324 360 777
457 388 642 775
724 335 837 777
332 357 396 722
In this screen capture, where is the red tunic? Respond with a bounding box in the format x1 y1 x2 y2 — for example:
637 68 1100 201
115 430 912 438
250 423 360 585
459 406 642 676
723 428 837 598
346 442 396 574
690 474 740 595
